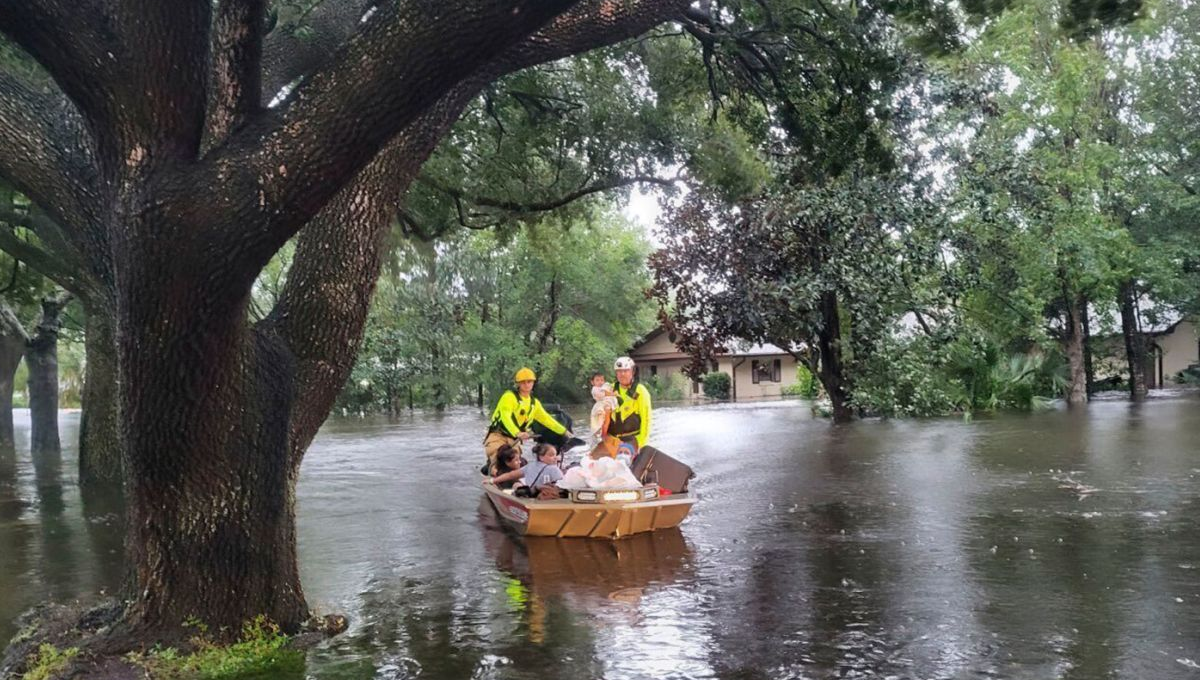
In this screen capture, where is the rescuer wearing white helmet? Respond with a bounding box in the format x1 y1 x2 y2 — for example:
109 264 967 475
608 356 652 450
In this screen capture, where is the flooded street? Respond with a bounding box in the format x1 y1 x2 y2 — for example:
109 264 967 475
3 395 1200 678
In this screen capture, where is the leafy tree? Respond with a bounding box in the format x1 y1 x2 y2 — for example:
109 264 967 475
652 173 945 422
341 208 655 412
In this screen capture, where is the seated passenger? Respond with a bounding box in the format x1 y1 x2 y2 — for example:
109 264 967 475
486 444 527 489
524 443 565 495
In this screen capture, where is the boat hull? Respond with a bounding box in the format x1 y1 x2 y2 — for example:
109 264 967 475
482 483 696 539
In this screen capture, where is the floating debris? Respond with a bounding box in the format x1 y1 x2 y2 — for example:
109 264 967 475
1052 472 1100 498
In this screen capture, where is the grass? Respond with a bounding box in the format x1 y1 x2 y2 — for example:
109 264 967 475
23 644 79 680
126 616 305 680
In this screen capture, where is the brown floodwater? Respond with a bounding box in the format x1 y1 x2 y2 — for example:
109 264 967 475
2 393 1200 679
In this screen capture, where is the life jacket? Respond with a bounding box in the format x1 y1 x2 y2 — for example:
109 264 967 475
488 389 540 435
608 381 644 438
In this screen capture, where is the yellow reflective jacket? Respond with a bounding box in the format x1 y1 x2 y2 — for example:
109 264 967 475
488 390 566 438
609 381 651 449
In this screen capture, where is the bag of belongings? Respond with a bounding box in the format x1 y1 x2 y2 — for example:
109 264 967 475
558 454 641 490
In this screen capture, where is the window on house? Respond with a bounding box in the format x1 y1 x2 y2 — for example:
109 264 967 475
711 360 719 373
752 359 782 384
650 364 658 377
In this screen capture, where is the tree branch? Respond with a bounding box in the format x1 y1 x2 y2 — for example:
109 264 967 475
418 173 679 216
0 209 92 298
2 1 212 161
0 1 113 136
1153 162 1198 197
0 71 97 233
206 0 269 149
265 0 690 459
260 0 379 101
199 0 582 271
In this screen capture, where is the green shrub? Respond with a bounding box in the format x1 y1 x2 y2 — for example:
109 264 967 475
1177 365 1200 385
23 644 79 680
702 372 731 400
852 331 1068 417
782 364 819 398
642 373 686 401
127 616 304 680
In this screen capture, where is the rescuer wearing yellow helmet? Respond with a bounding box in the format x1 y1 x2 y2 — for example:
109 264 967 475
608 356 652 450
483 367 569 469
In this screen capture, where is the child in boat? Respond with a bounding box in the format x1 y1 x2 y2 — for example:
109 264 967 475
589 372 618 442
487 444 527 489
524 442 565 492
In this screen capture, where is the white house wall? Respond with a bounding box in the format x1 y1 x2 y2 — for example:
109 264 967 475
1159 320 1200 383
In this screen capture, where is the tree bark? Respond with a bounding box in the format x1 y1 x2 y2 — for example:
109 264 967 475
817 291 853 423
1118 279 1148 401
1062 292 1089 406
1081 297 1095 395
79 308 123 486
120 289 306 635
25 294 67 454
0 300 28 451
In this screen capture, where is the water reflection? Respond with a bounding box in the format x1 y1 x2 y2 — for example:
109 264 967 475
4 396 1200 679
0 412 123 644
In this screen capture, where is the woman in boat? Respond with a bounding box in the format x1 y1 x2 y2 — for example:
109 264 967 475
483 367 570 469
524 443 565 493
608 356 652 451
487 444 527 489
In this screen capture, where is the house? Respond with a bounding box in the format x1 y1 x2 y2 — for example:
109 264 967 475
1093 317 1199 388
628 327 801 400
1146 319 1200 387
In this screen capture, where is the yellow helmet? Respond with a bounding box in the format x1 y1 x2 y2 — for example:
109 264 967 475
514 367 537 382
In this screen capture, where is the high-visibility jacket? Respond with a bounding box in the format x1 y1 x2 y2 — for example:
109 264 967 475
488 389 566 438
608 381 651 449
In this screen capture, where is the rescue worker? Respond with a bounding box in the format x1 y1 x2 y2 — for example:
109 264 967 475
483 367 570 467
607 356 652 451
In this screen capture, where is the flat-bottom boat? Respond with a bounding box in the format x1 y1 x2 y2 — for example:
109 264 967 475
482 482 696 539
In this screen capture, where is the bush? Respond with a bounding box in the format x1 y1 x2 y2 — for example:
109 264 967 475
782 364 819 398
642 373 686 401
851 331 1068 417
1177 365 1200 385
702 372 731 400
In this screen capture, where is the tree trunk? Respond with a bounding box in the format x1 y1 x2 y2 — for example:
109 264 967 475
0 301 27 451
817 291 853 423
1118 279 1148 401
1063 292 1089 406
25 295 68 454
120 289 308 636
1081 298 1095 395
79 308 124 486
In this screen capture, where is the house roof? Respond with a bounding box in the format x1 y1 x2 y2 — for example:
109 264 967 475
629 327 799 360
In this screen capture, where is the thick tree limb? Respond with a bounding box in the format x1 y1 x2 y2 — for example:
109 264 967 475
260 0 379 101
0 210 92 298
2 1 211 160
268 0 690 458
206 0 268 149
0 1 113 137
199 0 582 270
0 71 97 233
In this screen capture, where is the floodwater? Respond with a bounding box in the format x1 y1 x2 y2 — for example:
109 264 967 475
2 394 1200 679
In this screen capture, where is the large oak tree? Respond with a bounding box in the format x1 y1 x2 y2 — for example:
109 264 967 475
0 0 689 639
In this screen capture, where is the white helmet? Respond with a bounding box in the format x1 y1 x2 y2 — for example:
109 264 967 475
614 356 636 370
